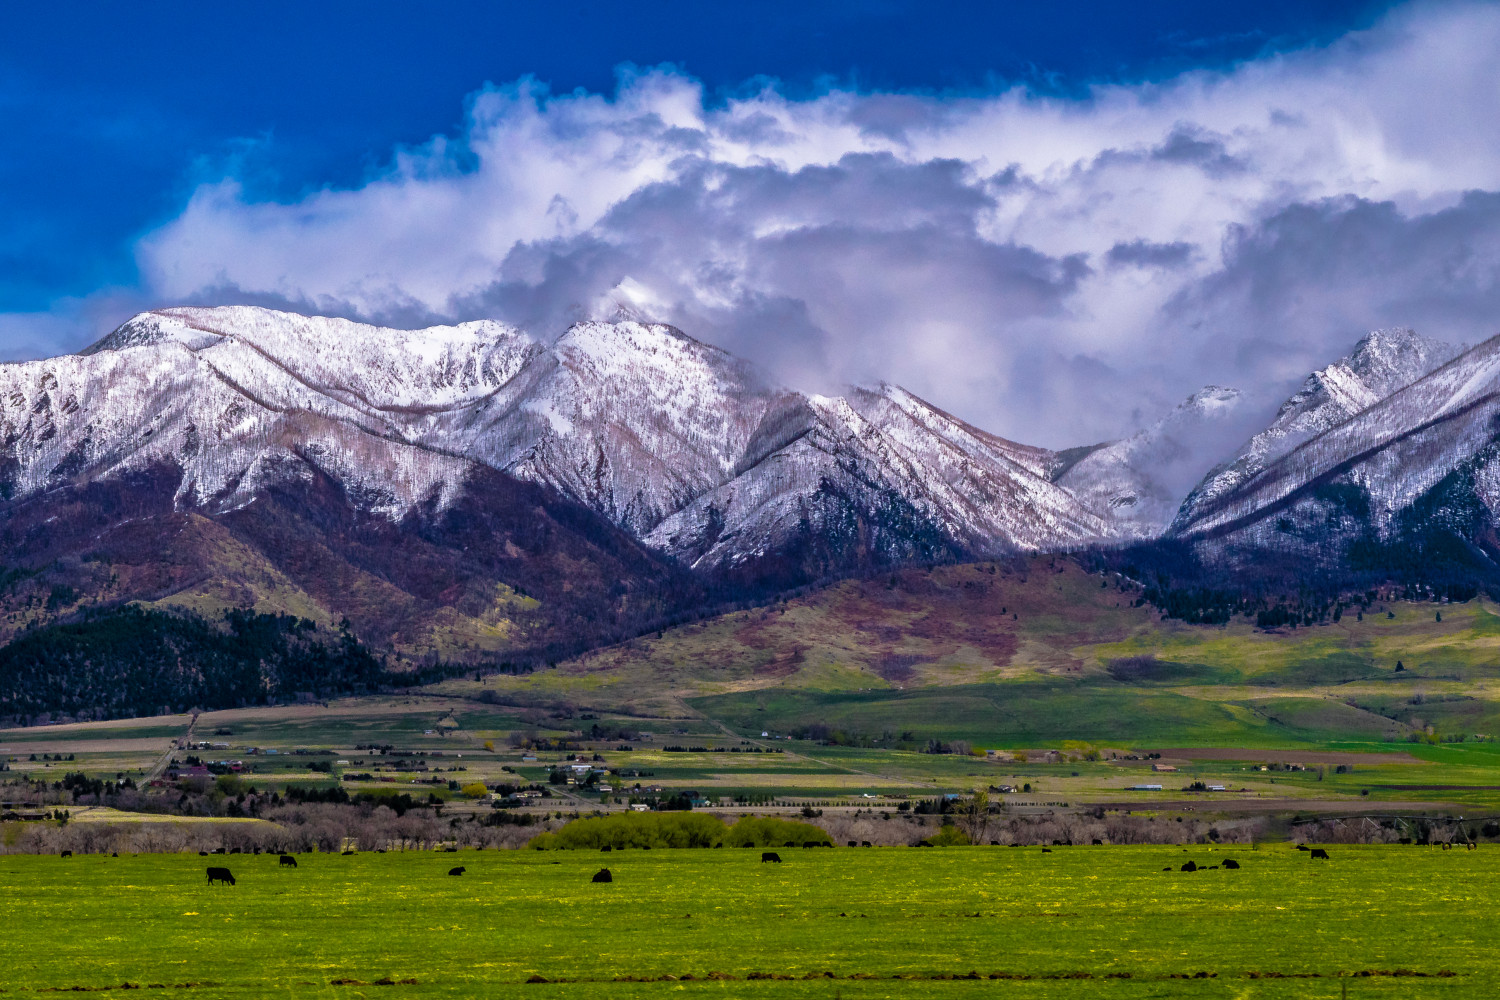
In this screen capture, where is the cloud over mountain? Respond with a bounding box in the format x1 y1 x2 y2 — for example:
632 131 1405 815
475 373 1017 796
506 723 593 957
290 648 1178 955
130 1 1500 447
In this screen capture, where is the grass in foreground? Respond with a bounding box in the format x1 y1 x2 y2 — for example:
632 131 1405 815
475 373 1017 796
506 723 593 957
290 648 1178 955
0 845 1490 998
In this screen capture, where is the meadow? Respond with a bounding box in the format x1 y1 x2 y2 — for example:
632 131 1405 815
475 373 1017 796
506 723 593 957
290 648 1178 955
0 844 1489 998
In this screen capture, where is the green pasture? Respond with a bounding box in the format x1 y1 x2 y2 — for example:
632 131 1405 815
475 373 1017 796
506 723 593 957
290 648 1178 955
0 845 1492 998
688 682 1408 747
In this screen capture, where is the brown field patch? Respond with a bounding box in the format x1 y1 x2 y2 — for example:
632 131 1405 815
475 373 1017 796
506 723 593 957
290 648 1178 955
1148 747 1423 765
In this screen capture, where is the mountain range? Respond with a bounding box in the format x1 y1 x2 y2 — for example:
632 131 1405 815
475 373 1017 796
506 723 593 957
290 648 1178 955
0 305 1494 669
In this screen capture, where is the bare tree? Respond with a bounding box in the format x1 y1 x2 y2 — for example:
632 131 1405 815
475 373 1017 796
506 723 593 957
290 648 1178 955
957 787 990 845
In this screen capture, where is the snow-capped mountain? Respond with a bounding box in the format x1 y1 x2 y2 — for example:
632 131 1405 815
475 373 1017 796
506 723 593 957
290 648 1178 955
1053 386 1245 537
0 306 1112 592
645 383 1107 576
1173 328 1459 533
1169 330 1500 569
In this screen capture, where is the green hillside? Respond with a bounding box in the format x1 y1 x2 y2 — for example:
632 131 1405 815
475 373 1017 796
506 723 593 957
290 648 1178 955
438 556 1500 748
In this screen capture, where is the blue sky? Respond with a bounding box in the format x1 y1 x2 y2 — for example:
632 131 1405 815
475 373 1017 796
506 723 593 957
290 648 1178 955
6 0 1498 448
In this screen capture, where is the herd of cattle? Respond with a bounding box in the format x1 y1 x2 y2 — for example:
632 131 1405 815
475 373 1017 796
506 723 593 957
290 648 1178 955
40 840 1468 887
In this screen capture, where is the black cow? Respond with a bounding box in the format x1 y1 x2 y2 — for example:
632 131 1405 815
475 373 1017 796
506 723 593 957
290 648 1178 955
1222 859 1241 869
341 850 356 856
592 868 612 883
1296 844 1310 851
861 841 872 847
1180 860 1197 872
1309 848 1330 860
761 852 782 863
279 855 298 868
206 867 236 886
449 866 466 876
1041 848 1052 854
199 850 209 856
848 841 857 847
59 850 71 858
601 845 612 852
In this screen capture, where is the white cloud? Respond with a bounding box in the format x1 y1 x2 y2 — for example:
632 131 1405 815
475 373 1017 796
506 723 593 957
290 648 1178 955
130 1 1500 447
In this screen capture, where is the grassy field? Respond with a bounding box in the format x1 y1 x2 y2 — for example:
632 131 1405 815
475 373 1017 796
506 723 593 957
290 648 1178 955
0 845 1489 998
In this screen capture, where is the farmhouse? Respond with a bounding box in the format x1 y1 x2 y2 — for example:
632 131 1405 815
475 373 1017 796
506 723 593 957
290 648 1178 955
1127 784 1163 791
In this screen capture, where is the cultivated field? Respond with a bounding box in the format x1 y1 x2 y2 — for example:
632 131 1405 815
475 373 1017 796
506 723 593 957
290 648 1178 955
0 845 1488 998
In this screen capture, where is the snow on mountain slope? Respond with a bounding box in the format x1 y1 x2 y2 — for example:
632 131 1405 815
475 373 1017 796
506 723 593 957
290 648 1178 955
1172 332 1500 542
1 306 1120 581
459 320 778 536
1173 328 1458 531
644 383 1110 572
1055 386 1244 537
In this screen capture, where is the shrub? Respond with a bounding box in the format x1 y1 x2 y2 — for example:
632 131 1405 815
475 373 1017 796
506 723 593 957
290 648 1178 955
925 825 971 847
527 811 725 850
460 783 489 799
721 816 832 848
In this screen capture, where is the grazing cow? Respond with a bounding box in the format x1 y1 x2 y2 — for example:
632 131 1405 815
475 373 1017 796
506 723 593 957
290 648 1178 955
848 841 857 847
341 850 356 856
1180 861 1197 872
592 868 612 883
212 847 226 855
601 845 612 852
448 867 466 876
861 841 872 847
1222 859 1240 869
1296 845 1309 852
59 850 71 858
761 852 782 863
279 855 297 867
206 867 236 886
803 842 817 848
1309 848 1330 860
1041 848 1052 854
199 850 209 857
1092 839 1103 845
